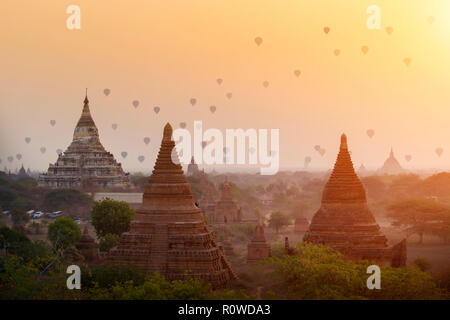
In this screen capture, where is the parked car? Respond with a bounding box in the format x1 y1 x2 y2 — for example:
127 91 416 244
49 211 63 218
32 211 44 219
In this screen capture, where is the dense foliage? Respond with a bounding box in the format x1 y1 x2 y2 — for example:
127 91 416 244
267 242 442 299
47 217 82 250
91 198 135 238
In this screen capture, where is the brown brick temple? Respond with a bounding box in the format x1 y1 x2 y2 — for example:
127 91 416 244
109 123 236 288
304 134 406 267
76 226 99 262
38 93 130 189
247 223 271 263
211 177 241 224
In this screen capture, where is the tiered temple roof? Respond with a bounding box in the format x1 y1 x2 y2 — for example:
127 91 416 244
304 134 406 267
109 123 236 288
38 93 130 189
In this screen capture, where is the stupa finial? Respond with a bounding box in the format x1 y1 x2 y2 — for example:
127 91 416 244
340 133 348 150
163 123 173 141
84 88 89 104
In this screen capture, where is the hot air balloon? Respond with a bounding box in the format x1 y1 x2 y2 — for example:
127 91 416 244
385 26 393 35
254 37 263 46
112 123 118 130
50 120 56 127
263 81 269 88
294 70 301 77
403 58 411 66
405 155 412 162
319 148 326 156
334 49 340 56
190 98 197 106
132 100 140 108
366 129 375 138
314 145 321 152
154 106 160 114
25 137 31 144
143 137 150 145
361 45 369 55
138 155 145 163
121 151 128 159
103 88 111 96
7 156 13 162
323 27 330 34
180 122 186 129
216 78 223 85
226 92 232 99
210 106 216 113
16 154 22 161
436 147 443 157
40 147 46 154
56 149 63 155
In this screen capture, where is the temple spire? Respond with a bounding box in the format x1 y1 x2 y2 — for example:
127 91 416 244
340 133 348 150
84 88 89 104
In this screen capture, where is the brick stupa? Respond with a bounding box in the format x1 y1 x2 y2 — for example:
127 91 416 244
109 123 236 288
247 223 271 263
212 177 241 224
76 226 98 262
304 134 406 267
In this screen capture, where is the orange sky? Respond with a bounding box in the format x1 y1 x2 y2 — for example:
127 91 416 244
1 0 450 172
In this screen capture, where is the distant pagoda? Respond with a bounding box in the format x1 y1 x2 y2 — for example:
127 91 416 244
247 223 271 263
304 134 406 267
109 123 236 288
18 164 28 177
187 156 200 176
38 93 130 189
293 209 309 233
377 148 405 175
211 177 241 224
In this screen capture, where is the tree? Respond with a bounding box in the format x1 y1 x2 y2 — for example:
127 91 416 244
10 208 30 232
91 198 135 238
268 211 291 234
99 233 120 252
47 217 81 251
387 199 450 244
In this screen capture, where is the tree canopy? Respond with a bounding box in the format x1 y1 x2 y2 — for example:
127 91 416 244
47 217 82 250
91 198 135 238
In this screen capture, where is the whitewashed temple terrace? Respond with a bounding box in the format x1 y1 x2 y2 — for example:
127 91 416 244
38 94 130 190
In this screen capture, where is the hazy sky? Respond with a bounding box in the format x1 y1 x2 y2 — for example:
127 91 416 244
1 0 450 172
